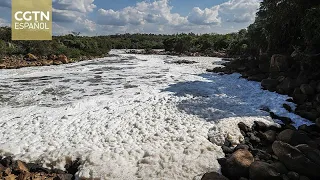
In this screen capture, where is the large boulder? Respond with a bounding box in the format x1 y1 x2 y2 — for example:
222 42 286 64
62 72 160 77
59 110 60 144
57 54 68 64
261 79 279 91
296 144 320 166
277 129 312 146
201 172 229 180
24 53 37 61
249 161 281 180
220 149 254 179
272 141 320 178
270 54 290 72
276 78 296 95
300 84 315 95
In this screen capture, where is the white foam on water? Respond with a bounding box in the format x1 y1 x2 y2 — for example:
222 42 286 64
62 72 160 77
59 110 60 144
0 50 312 179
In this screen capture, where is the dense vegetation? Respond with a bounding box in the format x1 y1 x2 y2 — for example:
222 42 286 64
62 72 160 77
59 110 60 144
247 0 320 56
0 27 112 59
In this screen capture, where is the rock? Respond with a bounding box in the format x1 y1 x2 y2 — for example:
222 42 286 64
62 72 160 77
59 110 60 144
296 144 320 166
48 54 57 60
270 112 293 124
248 133 261 143
261 130 277 143
253 121 267 131
222 146 234 154
296 72 309 87
41 60 53 66
316 118 320 128
287 172 300 180
238 122 251 133
316 83 320 93
283 104 293 112
300 84 315 95
315 94 320 103
234 144 250 152
58 54 68 64
24 53 37 61
299 176 310 180
248 74 268 82
270 54 290 72
0 157 13 167
53 60 63 65
293 94 307 105
277 129 311 146
262 79 279 91
221 149 254 179
272 141 320 178
249 161 281 180
16 161 29 172
277 78 296 94
201 172 229 180
0 64 6 69
296 110 319 121
271 162 288 174
55 174 73 180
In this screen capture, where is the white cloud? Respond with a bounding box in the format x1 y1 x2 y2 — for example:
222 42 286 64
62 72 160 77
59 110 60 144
97 0 187 27
219 0 260 23
188 7 221 25
0 0 261 35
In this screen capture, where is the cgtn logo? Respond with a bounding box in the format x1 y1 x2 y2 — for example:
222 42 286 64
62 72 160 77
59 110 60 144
12 0 52 40
14 11 50 30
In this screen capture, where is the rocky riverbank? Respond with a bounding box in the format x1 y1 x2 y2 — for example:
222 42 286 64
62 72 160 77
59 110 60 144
207 54 320 124
201 54 320 180
202 118 320 180
0 156 81 180
0 53 99 69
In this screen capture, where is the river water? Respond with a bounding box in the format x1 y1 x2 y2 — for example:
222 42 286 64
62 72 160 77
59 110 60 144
0 50 310 179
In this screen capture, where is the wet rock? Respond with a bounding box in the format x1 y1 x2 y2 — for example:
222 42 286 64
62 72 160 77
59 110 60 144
261 130 277 143
201 172 229 180
262 79 279 91
221 149 254 179
272 141 320 178
299 176 310 180
271 162 288 174
287 172 300 180
253 121 268 131
270 112 293 124
295 144 320 166
238 122 251 133
277 129 312 146
234 144 250 152
249 161 281 180
293 94 307 105
316 118 320 128
296 110 319 121
300 84 315 96
270 54 289 72
222 146 234 154
283 104 293 112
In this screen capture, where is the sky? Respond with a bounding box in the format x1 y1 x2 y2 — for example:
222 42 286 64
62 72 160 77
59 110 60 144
0 0 261 35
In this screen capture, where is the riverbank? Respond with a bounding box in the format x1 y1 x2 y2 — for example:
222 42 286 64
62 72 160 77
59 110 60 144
203 54 320 179
125 49 233 58
0 53 101 69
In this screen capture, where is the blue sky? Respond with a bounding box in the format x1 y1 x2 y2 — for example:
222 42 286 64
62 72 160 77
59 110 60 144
0 0 261 35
